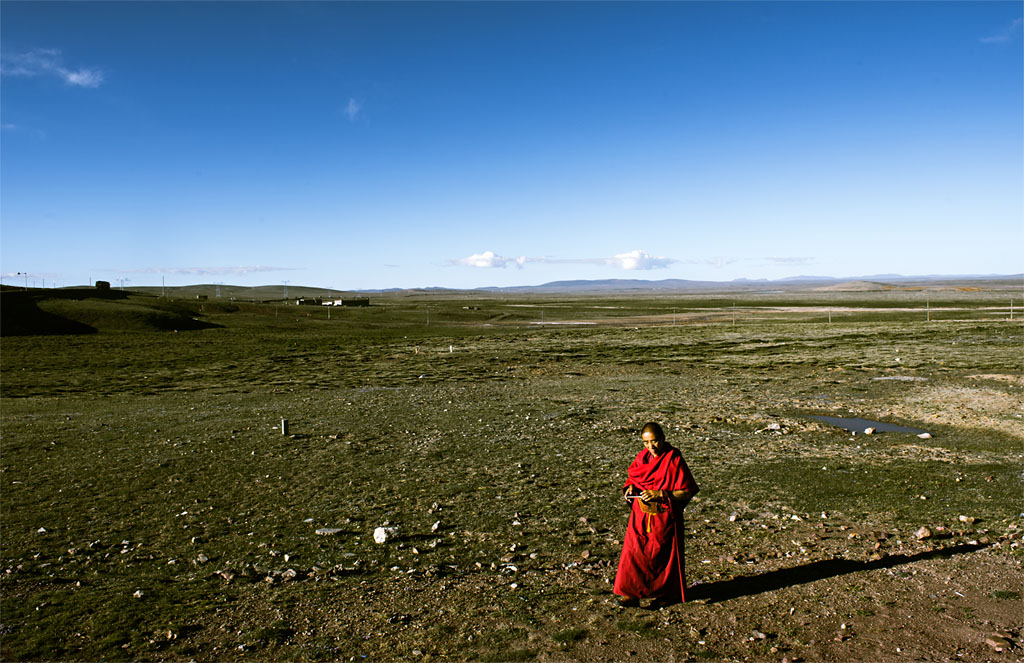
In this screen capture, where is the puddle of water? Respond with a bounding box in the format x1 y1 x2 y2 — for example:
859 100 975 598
810 415 929 435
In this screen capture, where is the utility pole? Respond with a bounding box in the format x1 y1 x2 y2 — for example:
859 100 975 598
283 280 290 301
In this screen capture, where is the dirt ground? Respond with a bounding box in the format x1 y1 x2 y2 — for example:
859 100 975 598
1 306 1021 662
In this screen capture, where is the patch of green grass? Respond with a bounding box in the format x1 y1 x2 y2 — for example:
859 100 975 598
551 627 588 644
479 649 536 662
716 457 1020 527
616 618 657 634
991 590 1021 600
251 620 295 645
694 647 723 660
1 289 1020 660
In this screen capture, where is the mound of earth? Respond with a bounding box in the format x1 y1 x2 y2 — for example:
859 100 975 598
0 289 219 335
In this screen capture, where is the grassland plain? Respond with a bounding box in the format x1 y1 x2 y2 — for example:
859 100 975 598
1 288 1022 662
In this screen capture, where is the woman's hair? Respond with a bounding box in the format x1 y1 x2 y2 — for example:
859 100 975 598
641 422 665 441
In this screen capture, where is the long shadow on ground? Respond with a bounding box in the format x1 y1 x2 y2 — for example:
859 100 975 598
689 543 990 604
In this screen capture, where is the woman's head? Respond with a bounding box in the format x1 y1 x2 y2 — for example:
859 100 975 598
641 422 668 456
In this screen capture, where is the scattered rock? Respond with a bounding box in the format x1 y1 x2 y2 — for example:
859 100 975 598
374 526 398 544
916 526 932 540
918 433 932 439
431 520 441 532
133 590 143 598
196 554 209 564
986 635 1012 652
316 528 342 536
863 427 875 435
958 515 976 524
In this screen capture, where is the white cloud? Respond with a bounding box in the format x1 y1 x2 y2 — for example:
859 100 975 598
453 249 674 270
62 68 104 87
117 266 295 276
980 17 1023 43
453 251 527 269
345 98 362 121
605 249 673 270
0 48 60 76
1 48 104 87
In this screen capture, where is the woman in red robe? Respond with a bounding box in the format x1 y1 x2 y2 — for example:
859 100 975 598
613 422 699 607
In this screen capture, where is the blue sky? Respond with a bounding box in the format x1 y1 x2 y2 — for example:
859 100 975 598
1 2 1021 290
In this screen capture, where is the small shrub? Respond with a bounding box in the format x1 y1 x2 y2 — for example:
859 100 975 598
992 590 1021 600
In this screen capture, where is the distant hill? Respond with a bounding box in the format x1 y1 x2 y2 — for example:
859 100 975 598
129 284 346 301
479 278 723 293
476 274 1022 294
35 273 1021 301
811 280 888 292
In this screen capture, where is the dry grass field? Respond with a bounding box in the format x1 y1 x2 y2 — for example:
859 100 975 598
1 284 1021 662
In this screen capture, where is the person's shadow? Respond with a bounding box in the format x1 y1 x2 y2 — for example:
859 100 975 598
687 543 990 603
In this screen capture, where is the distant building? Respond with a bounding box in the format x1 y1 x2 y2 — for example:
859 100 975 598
196 295 208 300
95 280 111 291
296 298 322 306
323 298 370 307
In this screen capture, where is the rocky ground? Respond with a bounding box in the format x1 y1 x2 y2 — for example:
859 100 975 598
1 312 1021 662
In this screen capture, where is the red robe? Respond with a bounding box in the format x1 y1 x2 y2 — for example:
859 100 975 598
613 445 699 601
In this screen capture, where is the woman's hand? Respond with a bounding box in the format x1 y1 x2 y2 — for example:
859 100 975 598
640 489 664 502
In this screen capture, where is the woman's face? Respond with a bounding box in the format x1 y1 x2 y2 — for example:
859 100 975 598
642 430 667 457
